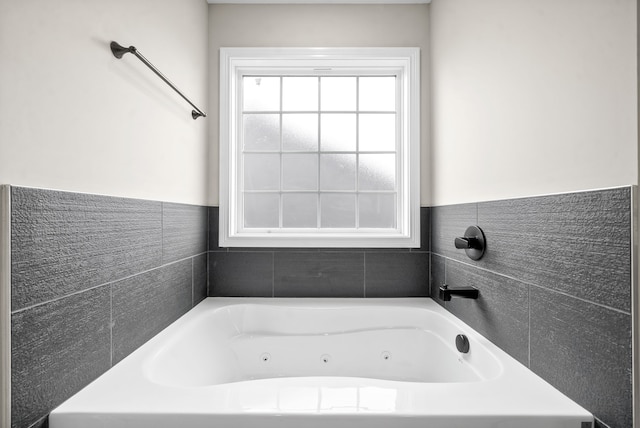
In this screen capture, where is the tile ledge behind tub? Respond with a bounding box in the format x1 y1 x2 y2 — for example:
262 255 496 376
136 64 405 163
1 185 11 428
428 184 634 207
5 184 208 207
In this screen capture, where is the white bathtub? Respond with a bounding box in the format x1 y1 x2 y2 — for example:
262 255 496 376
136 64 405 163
50 298 593 428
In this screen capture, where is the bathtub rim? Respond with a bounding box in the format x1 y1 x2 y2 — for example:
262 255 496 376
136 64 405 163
50 297 593 425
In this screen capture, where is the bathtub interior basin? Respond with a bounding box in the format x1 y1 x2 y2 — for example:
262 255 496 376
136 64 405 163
50 298 593 428
145 304 503 387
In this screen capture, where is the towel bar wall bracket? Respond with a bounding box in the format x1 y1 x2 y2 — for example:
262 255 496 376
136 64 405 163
110 41 206 120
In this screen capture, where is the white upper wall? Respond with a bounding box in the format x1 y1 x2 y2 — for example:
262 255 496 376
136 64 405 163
207 4 431 205
0 0 209 205
430 0 637 206
2 0 634 207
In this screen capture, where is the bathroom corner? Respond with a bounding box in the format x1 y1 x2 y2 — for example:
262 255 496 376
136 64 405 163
6 187 211 428
430 187 634 427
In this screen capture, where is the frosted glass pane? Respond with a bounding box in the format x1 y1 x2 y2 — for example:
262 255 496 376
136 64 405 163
243 114 280 151
282 114 318 151
244 154 280 190
283 154 318 190
321 114 356 151
321 77 356 111
359 194 395 228
243 77 280 111
359 114 395 152
244 193 279 228
359 154 395 190
359 77 395 111
283 77 318 111
283 194 318 228
320 154 356 191
321 194 356 228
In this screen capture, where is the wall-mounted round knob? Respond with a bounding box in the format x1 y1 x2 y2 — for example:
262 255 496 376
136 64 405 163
454 226 486 260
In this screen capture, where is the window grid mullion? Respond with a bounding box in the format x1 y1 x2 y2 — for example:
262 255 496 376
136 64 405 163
240 73 400 233
239 77 244 231
279 76 284 229
243 110 395 114
355 76 360 230
317 76 322 229
244 150 396 155
245 190 395 194
395 75 401 228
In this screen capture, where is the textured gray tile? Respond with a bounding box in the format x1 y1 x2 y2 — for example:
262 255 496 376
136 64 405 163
162 203 208 263
11 286 111 428
430 203 477 261
208 206 223 251
11 187 162 311
274 252 364 297
365 252 429 297
209 252 273 297
112 260 192 364
478 188 631 311
444 260 530 366
412 206 431 252
430 253 446 305
530 287 631 428
193 253 207 305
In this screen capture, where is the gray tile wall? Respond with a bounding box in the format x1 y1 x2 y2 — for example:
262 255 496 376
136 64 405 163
11 187 631 428
430 187 632 428
207 207 431 298
10 187 209 428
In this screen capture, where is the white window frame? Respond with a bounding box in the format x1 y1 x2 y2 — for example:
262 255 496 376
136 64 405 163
219 47 420 248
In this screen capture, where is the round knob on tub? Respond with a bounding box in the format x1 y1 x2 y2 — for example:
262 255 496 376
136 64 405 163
456 334 470 353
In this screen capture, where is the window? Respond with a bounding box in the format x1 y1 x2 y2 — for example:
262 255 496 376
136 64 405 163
220 48 420 247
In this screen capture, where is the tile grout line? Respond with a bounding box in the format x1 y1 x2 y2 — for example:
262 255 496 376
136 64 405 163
11 256 203 315
207 251 210 297
363 252 367 298
429 208 433 298
110 284 113 368
527 284 531 368
428 250 432 298
431 253 632 316
443 256 448 309
191 257 195 307
160 202 165 266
